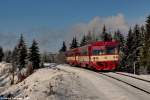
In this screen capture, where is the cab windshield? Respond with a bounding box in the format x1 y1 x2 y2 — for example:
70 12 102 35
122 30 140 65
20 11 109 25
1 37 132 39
92 49 105 55
92 46 117 55
105 46 117 54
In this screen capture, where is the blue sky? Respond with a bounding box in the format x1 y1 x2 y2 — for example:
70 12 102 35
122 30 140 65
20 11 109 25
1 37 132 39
0 0 149 52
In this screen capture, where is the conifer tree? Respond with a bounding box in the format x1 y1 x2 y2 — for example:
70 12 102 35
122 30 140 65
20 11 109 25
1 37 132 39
132 25 143 74
86 31 93 43
80 31 96 47
0 46 4 62
113 31 118 40
138 25 147 74
126 25 143 74
80 34 87 46
140 25 145 44
29 40 40 69
113 30 125 71
74 37 78 48
70 38 74 49
59 41 67 52
17 34 28 70
3 50 12 63
101 25 112 41
41 52 50 63
12 46 19 67
101 25 107 41
70 37 78 49
141 15 150 73
114 30 125 51
125 28 134 72
126 28 134 54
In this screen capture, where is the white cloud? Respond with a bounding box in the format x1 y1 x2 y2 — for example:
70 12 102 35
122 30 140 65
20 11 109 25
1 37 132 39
72 13 129 37
129 16 146 27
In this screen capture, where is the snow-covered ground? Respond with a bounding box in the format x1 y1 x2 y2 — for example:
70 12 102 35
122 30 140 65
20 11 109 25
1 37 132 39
0 62 16 93
103 72 150 94
0 63 150 100
0 62 12 75
0 64 100 100
139 75 150 81
57 64 150 100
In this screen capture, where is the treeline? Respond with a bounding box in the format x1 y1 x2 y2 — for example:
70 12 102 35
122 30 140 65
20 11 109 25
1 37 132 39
60 15 150 74
117 16 150 74
0 34 41 83
0 34 41 70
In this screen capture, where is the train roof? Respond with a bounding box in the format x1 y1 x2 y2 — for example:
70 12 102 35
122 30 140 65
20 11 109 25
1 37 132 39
90 40 118 46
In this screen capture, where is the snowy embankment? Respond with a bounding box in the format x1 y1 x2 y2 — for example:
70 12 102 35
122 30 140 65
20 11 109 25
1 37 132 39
0 64 99 100
1 63 150 100
0 62 16 93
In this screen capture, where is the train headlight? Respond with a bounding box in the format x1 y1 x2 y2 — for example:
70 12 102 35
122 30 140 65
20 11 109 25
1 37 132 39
114 55 118 59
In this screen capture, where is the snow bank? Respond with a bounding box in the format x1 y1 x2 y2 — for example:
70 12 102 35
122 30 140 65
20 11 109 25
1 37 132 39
2 63 150 100
1 67 99 100
0 62 15 92
0 62 12 75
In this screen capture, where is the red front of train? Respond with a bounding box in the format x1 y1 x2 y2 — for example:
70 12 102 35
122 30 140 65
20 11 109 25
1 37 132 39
66 41 119 71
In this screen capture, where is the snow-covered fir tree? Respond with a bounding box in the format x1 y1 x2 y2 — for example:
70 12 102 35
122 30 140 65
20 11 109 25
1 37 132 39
29 39 41 69
101 25 112 41
113 30 126 71
141 15 150 73
70 37 78 49
16 34 28 70
0 46 4 62
80 34 87 46
59 41 67 52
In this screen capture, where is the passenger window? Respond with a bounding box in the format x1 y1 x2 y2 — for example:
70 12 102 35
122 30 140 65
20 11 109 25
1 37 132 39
92 50 105 55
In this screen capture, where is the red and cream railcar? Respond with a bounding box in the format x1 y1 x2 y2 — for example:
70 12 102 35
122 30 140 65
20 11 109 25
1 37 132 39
66 41 119 71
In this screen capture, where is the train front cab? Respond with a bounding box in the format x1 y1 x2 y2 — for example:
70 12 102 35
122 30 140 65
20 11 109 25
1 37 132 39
90 43 119 71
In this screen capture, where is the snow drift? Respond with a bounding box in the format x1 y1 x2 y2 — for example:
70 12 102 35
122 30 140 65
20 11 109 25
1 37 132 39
0 65 98 100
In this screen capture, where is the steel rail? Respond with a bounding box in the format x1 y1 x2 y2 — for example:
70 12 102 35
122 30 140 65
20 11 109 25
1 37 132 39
99 72 150 94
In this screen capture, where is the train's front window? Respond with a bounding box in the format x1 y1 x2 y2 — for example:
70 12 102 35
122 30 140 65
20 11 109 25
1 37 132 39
106 46 117 54
92 49 105 55
92 46 117 55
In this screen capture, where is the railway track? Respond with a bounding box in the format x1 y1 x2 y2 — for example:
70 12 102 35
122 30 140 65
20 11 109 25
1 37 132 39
99 72 150 94
115 72 150 83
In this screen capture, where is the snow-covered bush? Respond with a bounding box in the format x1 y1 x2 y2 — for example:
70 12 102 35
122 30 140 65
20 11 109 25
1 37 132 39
0 62 12 75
